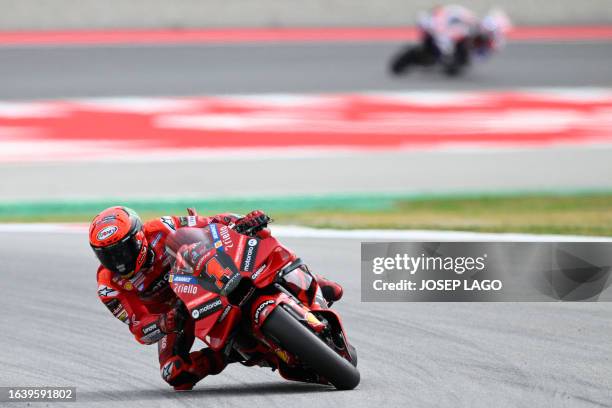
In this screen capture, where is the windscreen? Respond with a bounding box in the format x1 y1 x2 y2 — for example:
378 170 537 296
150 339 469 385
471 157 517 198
165 226 216 272
166 224 242 296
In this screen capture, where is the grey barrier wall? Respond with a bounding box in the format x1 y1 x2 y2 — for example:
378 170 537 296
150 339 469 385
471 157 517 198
0 0 610 31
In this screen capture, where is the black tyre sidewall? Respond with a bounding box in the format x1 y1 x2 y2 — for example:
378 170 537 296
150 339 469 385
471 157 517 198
262 306 360 390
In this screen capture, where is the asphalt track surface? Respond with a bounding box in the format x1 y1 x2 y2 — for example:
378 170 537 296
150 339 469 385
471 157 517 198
1 230 611 408
0 41 611 100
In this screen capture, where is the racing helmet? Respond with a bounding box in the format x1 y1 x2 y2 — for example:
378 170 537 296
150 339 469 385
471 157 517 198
477 9 512 51
89 206 150 277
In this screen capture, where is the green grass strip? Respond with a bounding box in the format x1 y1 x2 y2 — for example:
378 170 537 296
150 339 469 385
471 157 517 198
2 189 612 236
1 189 611 219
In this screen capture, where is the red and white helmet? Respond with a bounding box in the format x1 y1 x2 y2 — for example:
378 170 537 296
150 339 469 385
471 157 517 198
89 206 149 277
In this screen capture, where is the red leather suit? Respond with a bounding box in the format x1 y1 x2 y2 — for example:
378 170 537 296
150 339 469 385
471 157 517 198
96 213 238 389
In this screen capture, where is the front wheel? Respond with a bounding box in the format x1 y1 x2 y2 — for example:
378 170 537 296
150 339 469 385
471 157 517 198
262 306 360 390
389 46 418 75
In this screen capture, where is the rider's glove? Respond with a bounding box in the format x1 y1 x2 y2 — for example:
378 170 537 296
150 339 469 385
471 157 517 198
159 309 179 334
234 210 271 236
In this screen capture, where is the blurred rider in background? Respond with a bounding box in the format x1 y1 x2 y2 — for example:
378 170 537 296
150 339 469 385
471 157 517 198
390 4 511 76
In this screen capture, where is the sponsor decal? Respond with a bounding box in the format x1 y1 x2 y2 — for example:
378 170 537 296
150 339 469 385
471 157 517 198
241 238 259 272
161 216 176 231
141 330 162 343
204 255 235 289
150 232 163 248
142 322 159 335
306 312 321 326
223 271 241 292
161 361 174 380
178 216 189 227
104 299 127 318
124 281 134 291
97 225 118 241
219 226 234 248
210 224 220 241
141 322 163 343
95 215 117 226
209 224 225 251
275 349 291 363
160 336 168 351
118 310 129 325
113 306 125 317
97 285 118 297
190 297 223 320
136 245 148 268
254 299 275 324
174 284 198 295
218 305 232 323
131 270 146 285
170 275 196 284
187 216 197 227
251 263 267 280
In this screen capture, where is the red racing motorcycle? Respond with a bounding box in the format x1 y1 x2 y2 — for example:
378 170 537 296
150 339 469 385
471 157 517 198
165 222 360 390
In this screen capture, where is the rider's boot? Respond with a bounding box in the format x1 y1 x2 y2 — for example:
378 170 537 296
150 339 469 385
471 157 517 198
315 274 343 305
167 348 227 391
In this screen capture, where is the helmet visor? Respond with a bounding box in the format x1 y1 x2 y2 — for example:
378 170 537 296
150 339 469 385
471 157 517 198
93 234 142 275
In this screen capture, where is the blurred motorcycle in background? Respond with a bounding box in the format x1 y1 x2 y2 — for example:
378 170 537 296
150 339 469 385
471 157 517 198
390 5 511 76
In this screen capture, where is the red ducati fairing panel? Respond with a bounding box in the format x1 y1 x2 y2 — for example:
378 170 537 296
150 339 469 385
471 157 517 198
165 224 296 349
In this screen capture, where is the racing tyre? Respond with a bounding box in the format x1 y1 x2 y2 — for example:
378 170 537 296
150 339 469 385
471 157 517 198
443 40 469 76
262 306 360 390
389 46 418 75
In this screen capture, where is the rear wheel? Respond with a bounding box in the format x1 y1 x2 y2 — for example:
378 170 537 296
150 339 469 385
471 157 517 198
262 306 360 390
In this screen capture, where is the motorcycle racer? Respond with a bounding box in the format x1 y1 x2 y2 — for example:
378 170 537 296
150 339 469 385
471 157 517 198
89 206 343 391
391 4 511 75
